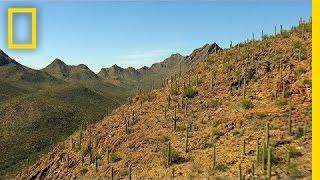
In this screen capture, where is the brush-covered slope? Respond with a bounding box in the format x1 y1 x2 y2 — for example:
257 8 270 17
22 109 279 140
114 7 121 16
17 22 311 179
0 53 126 178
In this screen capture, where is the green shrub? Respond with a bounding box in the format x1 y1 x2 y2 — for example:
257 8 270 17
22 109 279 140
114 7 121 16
141 92 156 102
110 152 121 162
294 40 302 49
162 144 180 163
303 79 312 87
80 168 88 175
170 85 180 95
211 99 221 108
287 163 301 178
296 67 307 75
183 86 198 98
241 99 254 109
257 112 268 119
281 30 290 38
211 127 223 137
287 146 302 158
294 127 304 139
215 164 228 172
276 98 287 107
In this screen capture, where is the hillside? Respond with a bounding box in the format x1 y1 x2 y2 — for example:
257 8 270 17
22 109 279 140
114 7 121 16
16 22 311 179
0 52 125 177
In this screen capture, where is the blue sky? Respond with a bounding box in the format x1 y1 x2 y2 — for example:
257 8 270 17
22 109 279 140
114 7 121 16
0 0 311 73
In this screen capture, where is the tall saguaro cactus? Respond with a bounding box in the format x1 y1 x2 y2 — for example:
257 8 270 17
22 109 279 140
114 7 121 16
213 144 216 168
289 96 292 135
167 141 171 166
185 124 189 153
267 147 272 180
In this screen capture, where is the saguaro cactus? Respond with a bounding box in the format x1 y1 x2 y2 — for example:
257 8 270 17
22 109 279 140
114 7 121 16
172 106 178 132
95 156 98 172
265 123 270 148
267 147 272 180
242 75 246 100
167 141 171 165
107 148 110 164
185 124 189 153
128 164 132 180
243 140 246 156
111 167 114 180
213 144 216 168
288 96 292 135
256 140 260 165
239 163 242 180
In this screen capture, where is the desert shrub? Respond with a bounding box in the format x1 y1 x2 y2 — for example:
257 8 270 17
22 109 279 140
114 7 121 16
303 79 312 87
80 168 88 175
183 86 198 98
170 85 180 95
294 127 304 139
294 40 303 49
276 98 287 107
119 168 129 176
257 112 268 119
141 92 156 102
211 127 223 137
215 164 228 172
211 99 221 108
110 152 121 162
296 67 307 75
162 144 181 163
241 99 254 109
262 34 269 40
287 146 302 158
287 163 301 178
281 30 290 38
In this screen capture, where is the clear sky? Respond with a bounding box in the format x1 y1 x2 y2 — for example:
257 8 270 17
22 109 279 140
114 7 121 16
0 0 311 73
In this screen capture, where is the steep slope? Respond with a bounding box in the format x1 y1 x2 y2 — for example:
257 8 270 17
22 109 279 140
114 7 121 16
17 23 311 179
0 53 127 177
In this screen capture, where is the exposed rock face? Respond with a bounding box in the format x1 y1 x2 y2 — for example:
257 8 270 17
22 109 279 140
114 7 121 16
185 43 222 62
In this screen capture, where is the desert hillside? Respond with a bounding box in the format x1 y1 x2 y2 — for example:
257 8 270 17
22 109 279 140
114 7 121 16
17 21 311 179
